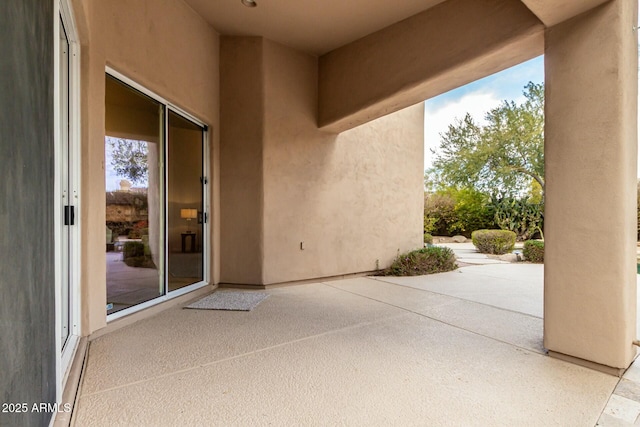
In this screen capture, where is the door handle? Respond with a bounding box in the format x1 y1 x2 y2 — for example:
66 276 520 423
64 205 75 226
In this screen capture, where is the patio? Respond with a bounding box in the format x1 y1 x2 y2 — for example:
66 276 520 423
70 254 640 426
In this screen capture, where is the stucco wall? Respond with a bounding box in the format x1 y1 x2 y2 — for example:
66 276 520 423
263 40 424 284
318 0 543 132
544 0 638 368
220 38 424 285
75 0 220 333
219 37 265 285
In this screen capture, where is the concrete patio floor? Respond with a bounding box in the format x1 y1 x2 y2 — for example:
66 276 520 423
71 251 640 426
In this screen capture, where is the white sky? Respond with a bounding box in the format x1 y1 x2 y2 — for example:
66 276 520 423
423 53 640 178
423 56 542 173
424 91 505 171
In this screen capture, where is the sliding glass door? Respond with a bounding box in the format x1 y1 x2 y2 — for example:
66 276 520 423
105 73 207 316
59 14 72 348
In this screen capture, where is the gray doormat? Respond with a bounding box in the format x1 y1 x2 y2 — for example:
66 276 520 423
185 291 269 311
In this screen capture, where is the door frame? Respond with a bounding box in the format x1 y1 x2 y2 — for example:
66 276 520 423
104 67 211 322
54 0 82 403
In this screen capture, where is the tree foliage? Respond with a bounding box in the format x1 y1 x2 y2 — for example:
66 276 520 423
424 188 495 238
108 138 148 185
424 188 543 240
428 82 544 198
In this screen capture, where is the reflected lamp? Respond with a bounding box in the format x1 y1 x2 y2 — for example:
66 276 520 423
180 208 198 233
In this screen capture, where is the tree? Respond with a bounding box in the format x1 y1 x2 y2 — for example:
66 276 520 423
108 138 148 185
424 187 495 237
428 82 544 198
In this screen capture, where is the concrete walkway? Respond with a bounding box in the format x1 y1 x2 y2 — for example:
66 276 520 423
439 241 515 266
72 251 640 426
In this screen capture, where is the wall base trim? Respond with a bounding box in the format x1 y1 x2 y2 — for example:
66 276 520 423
548 350 626 377
221 270 379 289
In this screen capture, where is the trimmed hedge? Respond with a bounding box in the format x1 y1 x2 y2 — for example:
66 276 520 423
471 229 516 255
380 246 457 276
523 240 544 263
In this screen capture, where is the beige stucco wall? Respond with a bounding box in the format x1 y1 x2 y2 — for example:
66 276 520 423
318 0 543 133
220 37 423 285
263 40 424 284
544 0 638 368
73 0 220 334
219 37 265 285
520 0 609 26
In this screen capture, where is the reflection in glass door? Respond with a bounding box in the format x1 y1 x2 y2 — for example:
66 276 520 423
105 73 208 316
105 75 165 315
167 111 205 291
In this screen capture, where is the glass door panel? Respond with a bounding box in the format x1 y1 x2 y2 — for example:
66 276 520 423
59 16 71 348
167 110 204 291
105 75 165 314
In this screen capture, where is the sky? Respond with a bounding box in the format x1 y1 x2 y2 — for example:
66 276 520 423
423 55 544 173
423 52 640 178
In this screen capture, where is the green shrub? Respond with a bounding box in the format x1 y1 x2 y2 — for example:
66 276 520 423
448 188 495 237
523 240 544 263
123 256 156 268
424 192 456 236
122 241 156 268
424 233 433 245
123 241 144 258
424 188 495 238
380 246 457 276
424 215 437 235
471 229 516 254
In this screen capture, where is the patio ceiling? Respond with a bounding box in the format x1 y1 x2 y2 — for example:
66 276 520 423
183 0 446 55
183 0 610 56
520 0 610 26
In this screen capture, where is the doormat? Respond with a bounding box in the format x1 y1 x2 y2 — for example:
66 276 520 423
185 291 269 311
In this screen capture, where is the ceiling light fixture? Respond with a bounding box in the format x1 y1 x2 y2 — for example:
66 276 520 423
241 0 257 7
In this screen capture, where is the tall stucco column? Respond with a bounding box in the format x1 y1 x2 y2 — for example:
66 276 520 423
544 0 638 371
